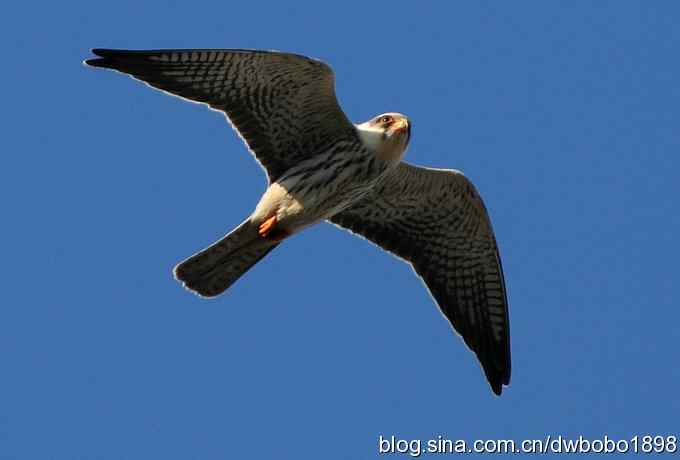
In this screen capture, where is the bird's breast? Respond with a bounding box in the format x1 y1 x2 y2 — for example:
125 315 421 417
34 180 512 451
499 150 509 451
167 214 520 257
251 148 390 233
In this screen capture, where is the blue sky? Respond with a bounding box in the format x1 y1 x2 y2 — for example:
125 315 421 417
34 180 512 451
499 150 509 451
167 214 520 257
3 1 680 458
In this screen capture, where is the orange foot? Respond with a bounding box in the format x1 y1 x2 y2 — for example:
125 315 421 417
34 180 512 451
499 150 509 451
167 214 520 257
258 215 277 238
258 215 290 242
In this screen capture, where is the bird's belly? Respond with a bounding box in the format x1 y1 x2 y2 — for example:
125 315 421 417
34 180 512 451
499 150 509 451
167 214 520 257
251 173 376 234
251 149 390 233
251 182 305 228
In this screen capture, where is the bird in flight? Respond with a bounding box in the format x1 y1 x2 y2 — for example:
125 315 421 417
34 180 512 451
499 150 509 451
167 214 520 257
85 48 511 395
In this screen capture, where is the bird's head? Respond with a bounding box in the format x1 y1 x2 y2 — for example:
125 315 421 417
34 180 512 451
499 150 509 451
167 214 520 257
356 112 411 163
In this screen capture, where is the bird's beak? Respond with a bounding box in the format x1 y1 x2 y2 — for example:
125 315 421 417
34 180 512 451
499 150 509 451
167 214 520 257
391 119 409 138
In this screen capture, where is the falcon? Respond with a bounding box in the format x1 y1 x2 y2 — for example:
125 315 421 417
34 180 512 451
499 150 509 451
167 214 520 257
85 48 511 395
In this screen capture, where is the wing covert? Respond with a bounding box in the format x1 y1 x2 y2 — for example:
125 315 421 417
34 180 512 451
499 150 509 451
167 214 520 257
329 162 511 395
85 48 357 182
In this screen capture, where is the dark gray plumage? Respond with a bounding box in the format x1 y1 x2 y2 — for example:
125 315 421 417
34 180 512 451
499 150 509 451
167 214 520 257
330 163 510 394
85 48 511 395
86 48 358 182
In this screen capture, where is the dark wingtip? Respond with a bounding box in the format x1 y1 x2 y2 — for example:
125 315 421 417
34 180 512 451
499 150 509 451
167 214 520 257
84 49 113 68
491 381 503 396
484 364 509 396
84 49 131 69
91 48 123 58
84 57 109 68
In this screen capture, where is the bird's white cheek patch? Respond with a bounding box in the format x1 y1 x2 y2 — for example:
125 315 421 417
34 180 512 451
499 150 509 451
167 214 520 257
356 124 407 163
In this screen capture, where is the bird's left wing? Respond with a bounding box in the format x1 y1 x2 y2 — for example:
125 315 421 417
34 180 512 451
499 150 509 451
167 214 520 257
329 162 511 395
85 49 357 182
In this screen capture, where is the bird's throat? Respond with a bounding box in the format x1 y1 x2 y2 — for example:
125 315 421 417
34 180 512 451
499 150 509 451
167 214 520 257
356 124 406 164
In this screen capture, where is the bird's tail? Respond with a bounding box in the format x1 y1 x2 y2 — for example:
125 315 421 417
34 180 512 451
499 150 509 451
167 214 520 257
173 219 279 297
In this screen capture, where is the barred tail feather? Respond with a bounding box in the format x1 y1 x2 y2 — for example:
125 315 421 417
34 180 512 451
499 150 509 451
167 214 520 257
173 219 278 297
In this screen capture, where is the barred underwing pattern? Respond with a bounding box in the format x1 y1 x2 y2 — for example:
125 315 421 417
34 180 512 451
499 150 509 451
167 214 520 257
87 48 358 182
330 163 511 394
86 49 511 395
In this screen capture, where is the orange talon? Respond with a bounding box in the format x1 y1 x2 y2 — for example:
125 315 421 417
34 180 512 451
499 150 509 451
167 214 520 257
258 214 290 242
258 215 278 239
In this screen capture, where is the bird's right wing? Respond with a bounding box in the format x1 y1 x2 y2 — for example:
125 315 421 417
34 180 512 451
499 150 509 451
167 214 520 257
329 162 511 395
85 49 358 182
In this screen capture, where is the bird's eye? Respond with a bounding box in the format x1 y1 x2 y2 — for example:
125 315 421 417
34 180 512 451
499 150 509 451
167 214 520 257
380 116 393 124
